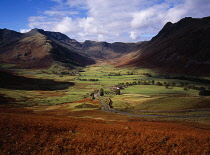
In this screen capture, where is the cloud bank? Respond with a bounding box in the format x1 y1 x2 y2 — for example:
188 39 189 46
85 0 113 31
22 0 210 42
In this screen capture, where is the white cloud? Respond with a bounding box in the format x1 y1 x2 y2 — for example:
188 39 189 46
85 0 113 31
66 0 87 8
20 29 31 33
44 10 78 16
98 34 105 41
28 16 52 30
79 17 108 35
131 4 169 29
51 0 62 3
130 31 139 40
24 0 210 42
130 0 210 37
53 16 78 33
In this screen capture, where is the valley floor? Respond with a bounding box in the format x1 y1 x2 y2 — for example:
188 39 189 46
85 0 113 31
1 63 210 154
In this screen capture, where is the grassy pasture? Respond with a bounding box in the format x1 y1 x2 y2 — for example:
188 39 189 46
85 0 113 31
121 85 198 96
134 96 210 111
1 63 210 120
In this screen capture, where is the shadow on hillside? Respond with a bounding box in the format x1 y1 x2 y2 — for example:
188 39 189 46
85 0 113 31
0 71 74 91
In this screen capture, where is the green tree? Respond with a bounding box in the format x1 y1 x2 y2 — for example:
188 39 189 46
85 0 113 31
115 89 121 95
156 82 163 86
100 88 104 96
165 83 170 89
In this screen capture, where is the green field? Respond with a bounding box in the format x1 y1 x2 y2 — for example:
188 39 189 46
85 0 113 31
1 63 210 122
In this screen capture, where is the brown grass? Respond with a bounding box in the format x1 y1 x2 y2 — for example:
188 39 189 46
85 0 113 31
1 107 210 155
73 99 101 104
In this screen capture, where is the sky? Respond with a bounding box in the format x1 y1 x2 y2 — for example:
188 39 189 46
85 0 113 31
0 0 210 42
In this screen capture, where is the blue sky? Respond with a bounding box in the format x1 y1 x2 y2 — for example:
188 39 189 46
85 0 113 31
0 1 53 30
1 0 210 42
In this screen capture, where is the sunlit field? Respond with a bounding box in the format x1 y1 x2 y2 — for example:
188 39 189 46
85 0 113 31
1 63 210 154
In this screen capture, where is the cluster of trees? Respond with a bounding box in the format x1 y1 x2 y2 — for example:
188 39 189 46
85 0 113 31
199 90 210 96
78 78 99 81
59 71 80 76
159 75 210 84
41 70 81 76
117 79 209 95
107 71 138 76
126 71 137 75
143 73 152 77
118 80 155 87
108 72 122 76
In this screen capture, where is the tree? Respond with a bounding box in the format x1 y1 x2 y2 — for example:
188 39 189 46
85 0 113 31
165 83 170 89
199 90 210 96
100 88 104 96
126 82 129 87
183 87 188 91
156 82 163 86
132 81 137 85
115 89 121 95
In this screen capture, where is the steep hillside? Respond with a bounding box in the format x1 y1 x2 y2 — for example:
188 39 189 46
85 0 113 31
30 29 138 61
82 40 137 60
0 29 24 47
0 29 95 69
0 28 138 69
118 16 210 76
2 16 210 75
30 29 84 53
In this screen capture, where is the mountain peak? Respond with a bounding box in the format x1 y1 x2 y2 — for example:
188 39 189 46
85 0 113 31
120 16 210 76
26 28 45 35
152 16 210 41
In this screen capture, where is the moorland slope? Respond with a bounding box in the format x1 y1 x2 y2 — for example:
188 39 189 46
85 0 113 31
117 16 210 76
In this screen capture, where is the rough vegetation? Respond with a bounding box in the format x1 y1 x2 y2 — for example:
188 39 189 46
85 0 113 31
1 107 210 155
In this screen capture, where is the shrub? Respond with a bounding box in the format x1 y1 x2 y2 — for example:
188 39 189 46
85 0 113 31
199 90 210 96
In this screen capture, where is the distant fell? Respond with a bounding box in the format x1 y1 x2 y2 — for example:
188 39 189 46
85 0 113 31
0 28 138 69
0 28 95 69
1 16 210 76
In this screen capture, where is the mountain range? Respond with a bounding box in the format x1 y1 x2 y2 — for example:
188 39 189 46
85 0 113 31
117 16 210 76
0 16 210 75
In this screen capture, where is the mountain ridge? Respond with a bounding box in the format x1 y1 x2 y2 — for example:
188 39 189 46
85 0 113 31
1 16 210 76
117 16 210 76
0 28 95 69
